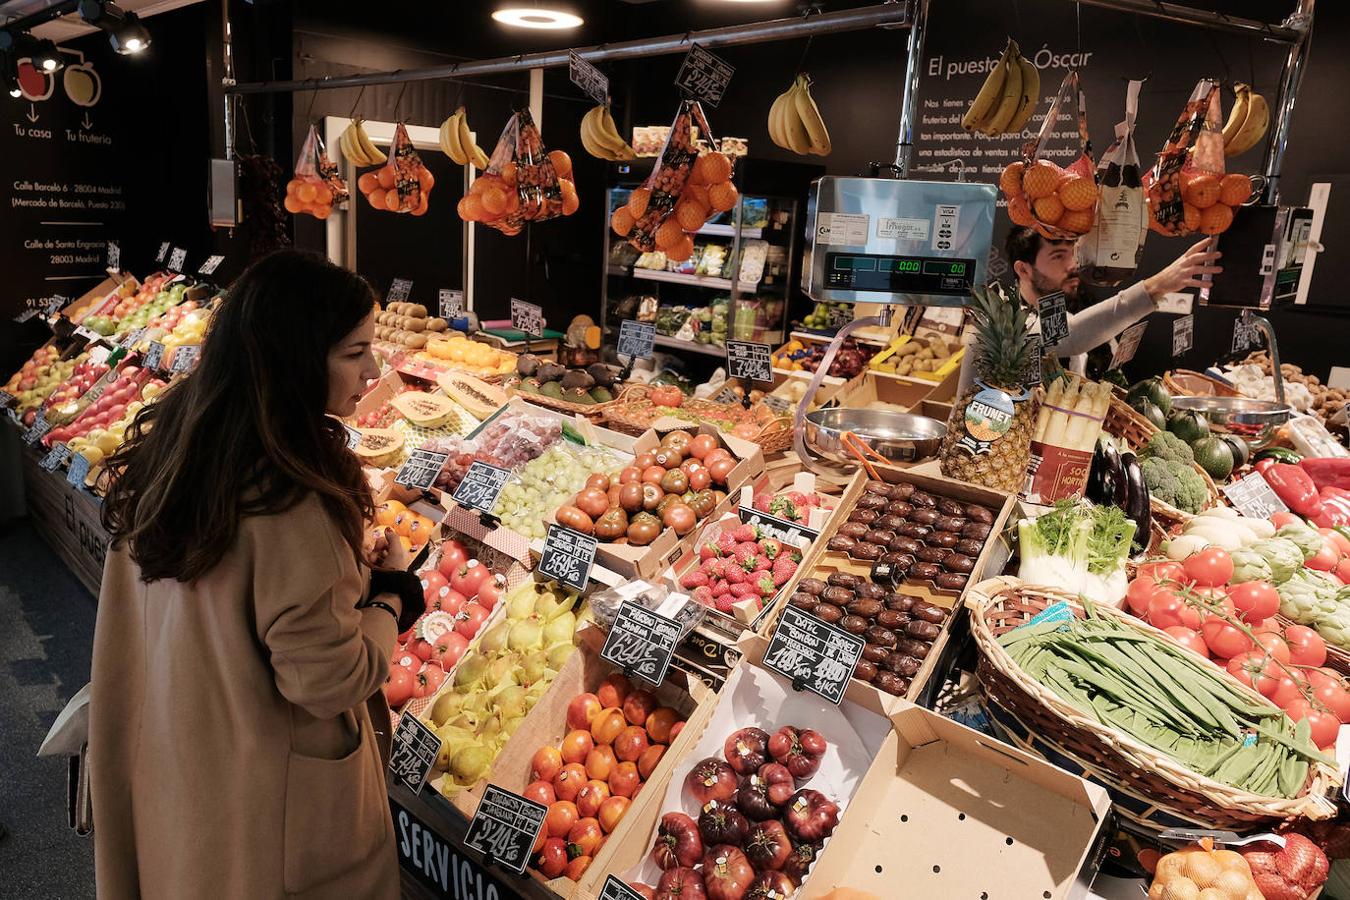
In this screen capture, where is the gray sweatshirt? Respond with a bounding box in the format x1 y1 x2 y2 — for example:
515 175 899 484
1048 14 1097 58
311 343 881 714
955 282 1154 394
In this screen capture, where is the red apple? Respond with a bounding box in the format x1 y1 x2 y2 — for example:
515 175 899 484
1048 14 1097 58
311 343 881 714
567 693 603 731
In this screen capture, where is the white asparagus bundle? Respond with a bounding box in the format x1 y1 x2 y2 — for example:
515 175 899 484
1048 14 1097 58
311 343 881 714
1063 381 1109 451
1034 378 1111 451
1033 378 1064 442
1041 379 1080 447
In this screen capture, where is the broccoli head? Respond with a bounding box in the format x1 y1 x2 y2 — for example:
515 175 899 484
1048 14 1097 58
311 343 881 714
1141 431 1195 466
1140 456 1208 513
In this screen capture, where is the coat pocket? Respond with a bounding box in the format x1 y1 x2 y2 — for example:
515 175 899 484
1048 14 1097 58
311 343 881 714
282 716 390 894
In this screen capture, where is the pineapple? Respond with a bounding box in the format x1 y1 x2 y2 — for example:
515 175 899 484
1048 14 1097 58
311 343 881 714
939 284 1041 493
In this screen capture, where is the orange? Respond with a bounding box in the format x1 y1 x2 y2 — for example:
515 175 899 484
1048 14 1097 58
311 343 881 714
1058 176 1097 211
675 202 707 232
398 535 413 553
375 500 405 527
548 150 573 180
1058 208 1094 234
1181 173 1221 210
1000 162 1025 198
385 190 403 212
369 189 388 211
285 178 302 196
313 184 333 206
708 181 739 213
410 198 429 217
377 167 396 190
462 194 485 221
1199 203 1234 235
560 179 579 216
1033 194 1064 224
418 168 435 191
312 204 332 220
481 186 508 216
1219 173 1252 207
684 183 710 209
297 181 317 203
358 172 379 194
654 217 684 250
627 188 651 219
1023 161 1062 200
665 233 695 263
283 195 304 214
610 207 634 236
500 162 518 187
694 151 732 184
1007 195 1035 227
1183 202 1202 233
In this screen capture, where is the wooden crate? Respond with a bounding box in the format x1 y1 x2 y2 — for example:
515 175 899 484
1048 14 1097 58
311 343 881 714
20 443 108 597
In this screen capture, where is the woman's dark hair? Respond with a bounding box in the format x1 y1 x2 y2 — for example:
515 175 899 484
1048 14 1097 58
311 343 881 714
101 250 376 582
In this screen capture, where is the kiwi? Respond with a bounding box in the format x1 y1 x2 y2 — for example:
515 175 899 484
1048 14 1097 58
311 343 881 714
564 386 595 405
406 318 427 333
408 304 427 318
537 362 566 383
517 354 541 377
590 386 613 403
427 318 449 332
405 333 428 349
539 380 565 399
587 363 616 388
561 369 595 390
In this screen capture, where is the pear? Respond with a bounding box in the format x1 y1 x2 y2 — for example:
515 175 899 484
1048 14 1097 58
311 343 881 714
508 619 544 652
520 650 548 686
454 654 488 690
450 745 493 785
544 610 577 646
429 690 465 726
478 620 510 656
547 640 576 670
505 584 539 621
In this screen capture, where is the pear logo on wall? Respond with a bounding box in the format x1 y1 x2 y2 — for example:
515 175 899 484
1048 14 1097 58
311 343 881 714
12 48 100 125
63 60 102 108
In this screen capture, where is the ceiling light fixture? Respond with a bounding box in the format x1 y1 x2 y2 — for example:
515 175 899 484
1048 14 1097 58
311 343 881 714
77 1 150 54
32 37 63 72
110 13 150 54
491 6 583 30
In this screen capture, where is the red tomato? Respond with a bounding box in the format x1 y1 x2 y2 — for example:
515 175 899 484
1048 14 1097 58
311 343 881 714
413 662 446 698
1226 651 1284 698
1201 616 1253 660
1126 576 1157 617
1253 631 1292 663
1148 589 1203 631
1321 527 1350 557
436 540 468 578
1312 676 1350 723
1272 671 1310 708
1163 626 1210 658
1138 560 1186 583
454 602 490 639
1183 547 1234 587
1270 511 1303 529
450 561 491 597
1282 698 1341 747
1336 556 1350 586
384 666 415 706
1228 581 1280 625
1307 540 1342 572
1285 625 1329 667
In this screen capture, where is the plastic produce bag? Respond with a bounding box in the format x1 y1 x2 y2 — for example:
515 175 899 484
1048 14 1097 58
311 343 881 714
457 108 577 235
588 579 703 643
610 100 739 263
1079 79 1148 286
356 122 433 216
1000 70 1096 239
284 123 347 219
1144 79 1248 236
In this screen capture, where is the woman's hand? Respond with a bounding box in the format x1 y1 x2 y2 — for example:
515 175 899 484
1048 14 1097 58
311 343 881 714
370 526 411 571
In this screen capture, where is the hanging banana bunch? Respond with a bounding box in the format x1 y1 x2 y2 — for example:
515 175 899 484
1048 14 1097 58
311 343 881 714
439 107 491 170
1222 83 1270 157
339 119 387 167
580 104 636 162
961 39 1039 137
768 74 831 156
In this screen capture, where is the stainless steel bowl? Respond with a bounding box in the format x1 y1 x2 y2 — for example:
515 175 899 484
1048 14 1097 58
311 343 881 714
805 408 947 465
1169 395 1292 449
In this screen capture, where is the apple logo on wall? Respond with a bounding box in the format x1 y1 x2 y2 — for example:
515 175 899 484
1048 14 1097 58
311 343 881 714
63 63 101 107
15 59 55 102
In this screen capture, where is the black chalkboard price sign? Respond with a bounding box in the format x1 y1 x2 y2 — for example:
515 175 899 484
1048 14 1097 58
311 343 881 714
170 345 201 374
0 390 16 410
763 605 865 705
568 51 609 105
66 451 91 489
155 242 170 264
198 254 224 276
106 241 120 272
22 411 52 445
167 247 187 274
599 875 648 900
601 601 681 687
394 449 450 492
725 340 774 383
617 320 655 361
737 506 819 551
387 714 441 795
537 524 597 592
452 461 511 515
674 43 735 108
387 278 414 303
463 785 549 875
1037 291 1069 348
438 288 463 320
143 341 166 372
510 298 543 337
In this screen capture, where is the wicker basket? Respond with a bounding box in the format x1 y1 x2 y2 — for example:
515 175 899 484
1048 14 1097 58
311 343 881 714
509 386 622 421
1165 369 1243 399
1105 393 1161 451
968 577 1340 831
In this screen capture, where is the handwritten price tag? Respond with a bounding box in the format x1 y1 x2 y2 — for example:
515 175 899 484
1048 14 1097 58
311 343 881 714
39 442 71 473
387 714 441 795
510 298 543 337
438 288 463 320
1110 320 1148 369
170 345 201 373
198 254 224 276
394 448 450 492
537 524 597 592
725 340 773 383
463 785 548 875
674 43 735 108
167 247 187 274
601 601 681 687
1037 291 1069 348
143 341 166 372
155 242 170 264
763 606 865 705
452 461 511 515
388 278 414 303
67 451 91 488
1222 471 1289 519
1172 314 1194 357
617 320 655 360
599 876 649 900
568 51 609 105
22 411 52 445
106 241 120 271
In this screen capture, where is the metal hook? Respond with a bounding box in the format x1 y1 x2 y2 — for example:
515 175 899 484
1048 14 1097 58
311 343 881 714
348 84 366 120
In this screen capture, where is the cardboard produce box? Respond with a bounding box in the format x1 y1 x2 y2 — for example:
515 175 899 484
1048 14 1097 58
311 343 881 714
757 466 1015 707
447 625 718 898
834 368 953 416
802 702 1111 900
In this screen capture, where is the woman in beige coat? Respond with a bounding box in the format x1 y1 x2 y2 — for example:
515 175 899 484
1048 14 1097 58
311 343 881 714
91 251 421 898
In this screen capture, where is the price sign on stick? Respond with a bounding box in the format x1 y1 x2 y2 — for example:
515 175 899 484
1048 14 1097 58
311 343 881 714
464 786 548 875
39 442 71 473
394 449 450 492
44 294 67 320
724 340 773 383
0 390 16 410
1173 314 1195 357
170 345 201 374
198 254 224 276
601 601 681 686
510 298 543 336
1232 317 1260 356
568 51 609 104
674 43 735 108
599 876 649 900
1222 471 1289 519
67 451 91 488
617 320 655 360
537 524 597 592
143 341 166 372
1037 291 1069 348
388 278 414 303
155 242 170 264
763 605 865 705
22 411 52 445
167 247 187 274
1110 321 1149 369
452 461 511 515
438 288 463 320
343 424 362 451
387 714 441 795
106 241 120 271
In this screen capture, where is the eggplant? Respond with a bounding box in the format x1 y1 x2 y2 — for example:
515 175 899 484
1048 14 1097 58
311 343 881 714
1086 436 1123 507
1121 450 1151 554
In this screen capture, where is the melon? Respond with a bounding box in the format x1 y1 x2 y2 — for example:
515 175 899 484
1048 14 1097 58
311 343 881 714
1192 435 1234 481
1167 409 1210 445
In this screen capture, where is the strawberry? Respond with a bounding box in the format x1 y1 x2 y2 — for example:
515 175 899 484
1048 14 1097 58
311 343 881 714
753 572 776 597
733 524 759 543
724 565 747 585
787 490 819 508
710 581 731 598
700 557 727 579
716 531 738 553
767 496 801 521
772 556 797 587
698 541 722 561
691 585 715 607
679 570 710 590
787 546 804 564
752 491 775 513
754 553 772 571
729 583 758 599
714 595 735 614
733 543 762 572
758 537 784 560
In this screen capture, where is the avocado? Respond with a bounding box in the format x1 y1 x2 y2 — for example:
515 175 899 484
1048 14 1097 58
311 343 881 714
564 386 595 405
590 386 614 403
539 380 565 399
536 362 566 383
501 374 522 390
587 363 617 388
518 377 541 394
561 369 595 390
517 353 541 377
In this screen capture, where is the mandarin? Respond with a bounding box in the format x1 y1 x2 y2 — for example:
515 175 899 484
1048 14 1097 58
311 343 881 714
611 207 635 236
1023 161 1063 199
1218 173 1252 207
654 217 684 250
560 179 579 216
1000 161 1025 198
1033 194 1065 224
1007 195 1035 226
1181 173 1221 209
675 202 707 232
1199 203 1233 235
377 167 396 190
665 233 695 263
1183 203 1202 232
548 150 573 180
694 151 732 184
627 188 651 219
1058 208 1094 234
1058 176 1097 211
708 181 739 213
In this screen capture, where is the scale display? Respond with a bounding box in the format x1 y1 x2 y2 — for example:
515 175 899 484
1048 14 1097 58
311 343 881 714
823 253 975 295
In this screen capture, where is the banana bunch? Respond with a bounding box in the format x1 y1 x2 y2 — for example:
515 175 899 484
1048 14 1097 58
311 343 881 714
768 74 831 156
579 105 635 162
338 119 386 167
1222 83 1269 157
962 39 1039 137
439 107 490 170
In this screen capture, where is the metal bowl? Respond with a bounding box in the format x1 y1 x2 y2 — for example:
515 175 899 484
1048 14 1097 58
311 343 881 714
805 408 947 465
1169 395 1292 448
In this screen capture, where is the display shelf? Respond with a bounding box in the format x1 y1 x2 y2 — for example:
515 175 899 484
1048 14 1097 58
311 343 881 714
791 328 891 347
608 264 760 293
653 333 727 357
698 223 762 238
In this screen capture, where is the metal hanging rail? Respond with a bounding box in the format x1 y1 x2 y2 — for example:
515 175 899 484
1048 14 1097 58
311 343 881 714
1075 0 1304 42
224 4 911 96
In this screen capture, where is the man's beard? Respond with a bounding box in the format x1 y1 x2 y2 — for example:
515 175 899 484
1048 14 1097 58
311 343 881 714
1031 268 1080 302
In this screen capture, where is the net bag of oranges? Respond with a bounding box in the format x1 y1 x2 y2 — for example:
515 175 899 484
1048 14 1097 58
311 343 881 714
610 99 738 264
284 123 348 220
999 70 1098 239
1078 78 1149 286
357 122 434 216
457 108 577 236
1143 79 1250 237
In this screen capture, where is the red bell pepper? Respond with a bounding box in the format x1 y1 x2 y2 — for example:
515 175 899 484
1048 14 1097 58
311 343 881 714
1311 486 1350 529
1299 458 1350 492
1262 462 1325 519
1256 458 1277 475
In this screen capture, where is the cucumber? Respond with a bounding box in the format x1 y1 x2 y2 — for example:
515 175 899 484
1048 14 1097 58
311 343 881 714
1254 446 1302 465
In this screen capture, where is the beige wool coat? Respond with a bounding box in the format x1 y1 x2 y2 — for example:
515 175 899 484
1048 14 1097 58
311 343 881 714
89 493 401 899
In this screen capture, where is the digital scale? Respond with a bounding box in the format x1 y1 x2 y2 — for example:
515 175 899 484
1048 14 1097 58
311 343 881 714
802 176 997 307
1202 203 1315 309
